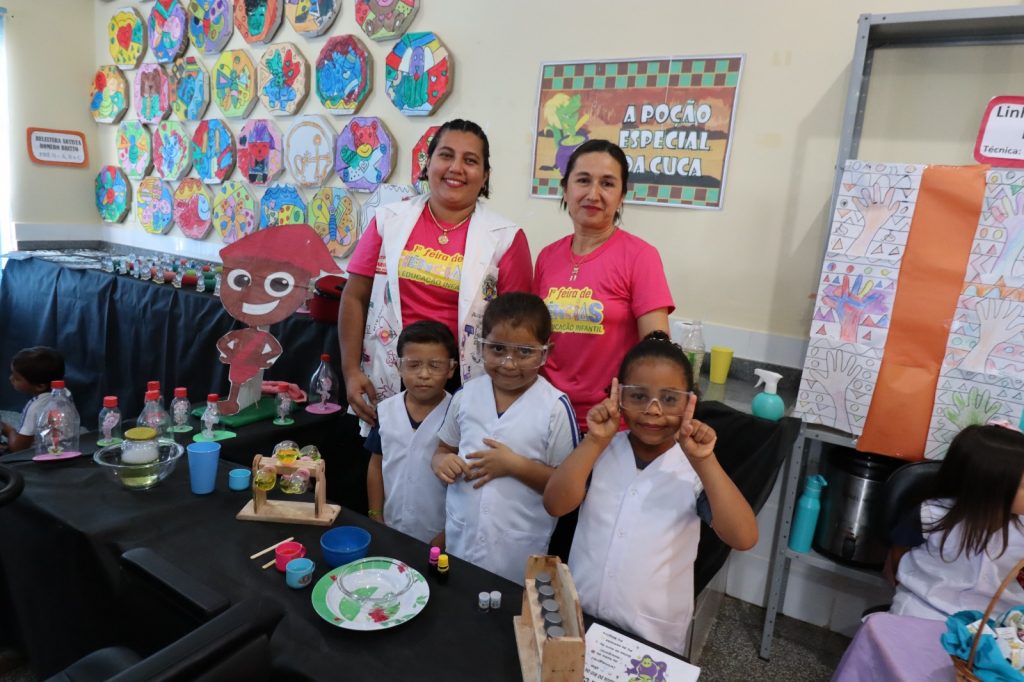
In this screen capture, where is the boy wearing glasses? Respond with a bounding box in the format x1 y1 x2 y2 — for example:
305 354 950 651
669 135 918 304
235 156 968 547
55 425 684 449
365 320 456 545
431 293 580 584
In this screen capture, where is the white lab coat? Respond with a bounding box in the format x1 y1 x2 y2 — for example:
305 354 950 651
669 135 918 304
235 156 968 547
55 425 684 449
569 432 701 654
377 391 451 544
438 374 578 584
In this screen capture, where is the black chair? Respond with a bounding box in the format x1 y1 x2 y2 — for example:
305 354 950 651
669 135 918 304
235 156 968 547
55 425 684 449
0 463 23 507
879 459 942 548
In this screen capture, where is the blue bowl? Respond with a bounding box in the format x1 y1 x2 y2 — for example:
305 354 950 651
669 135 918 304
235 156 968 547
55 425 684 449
320 526 371 567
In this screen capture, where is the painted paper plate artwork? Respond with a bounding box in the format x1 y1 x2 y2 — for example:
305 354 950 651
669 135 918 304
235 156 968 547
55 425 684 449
191 119 236 184
385 32 451 117
152 120 193 180
411 125 438 190
173 178 214 239
108 8 146 69
285 0 340 37
148 0 189 63
116 121 153 180
258 43 309 116
355 0 418 42
311 557 429 631
234 0 283 45
213 181 259 242
335 117 394 193
285 116 336 188
95 166 132 223
360 183 418 236
136 177 176 234
134 63 171 124
90 66 129 124
237 119 284 186
169 56 210 121
311 186 361 257
187 0 233 55
260 183 307 227
316 35 372 115
214 50 258 118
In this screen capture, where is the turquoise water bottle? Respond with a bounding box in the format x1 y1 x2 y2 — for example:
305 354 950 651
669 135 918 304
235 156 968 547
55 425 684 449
789 474 827 553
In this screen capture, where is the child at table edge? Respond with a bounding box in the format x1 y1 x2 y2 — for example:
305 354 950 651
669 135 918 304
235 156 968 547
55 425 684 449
2 346 65 454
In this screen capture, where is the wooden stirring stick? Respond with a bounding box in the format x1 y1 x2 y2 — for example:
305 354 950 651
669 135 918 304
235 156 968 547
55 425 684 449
250 536 295 560
262 559 276 570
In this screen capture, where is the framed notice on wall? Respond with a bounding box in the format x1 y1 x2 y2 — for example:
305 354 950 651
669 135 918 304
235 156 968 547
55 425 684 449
26 128 89 168
530 54 743 210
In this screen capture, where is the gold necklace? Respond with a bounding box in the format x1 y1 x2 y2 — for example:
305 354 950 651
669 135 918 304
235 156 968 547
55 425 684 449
426 203 473 245
568 229 615 282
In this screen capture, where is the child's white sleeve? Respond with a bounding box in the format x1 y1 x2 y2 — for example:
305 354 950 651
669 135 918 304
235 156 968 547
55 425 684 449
545 395 580 466
436 390 462 449
17 398 44 437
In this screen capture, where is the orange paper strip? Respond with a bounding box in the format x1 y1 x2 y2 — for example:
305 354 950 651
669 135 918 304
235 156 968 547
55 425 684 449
856 165 988 460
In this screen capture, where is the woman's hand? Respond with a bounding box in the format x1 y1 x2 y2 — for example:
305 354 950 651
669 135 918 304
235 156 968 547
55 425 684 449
676 392 716 461
586 378 620 445
345 370 378 425
466 439 520 489
432 448 470 485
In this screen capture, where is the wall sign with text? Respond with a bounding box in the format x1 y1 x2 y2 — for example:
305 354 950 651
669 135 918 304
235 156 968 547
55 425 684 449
975 96 1024 167
26 128 89 168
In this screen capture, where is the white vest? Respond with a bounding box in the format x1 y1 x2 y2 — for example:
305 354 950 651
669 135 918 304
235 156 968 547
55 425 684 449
569 432 701 654
378 391 451 544
445 375 566 584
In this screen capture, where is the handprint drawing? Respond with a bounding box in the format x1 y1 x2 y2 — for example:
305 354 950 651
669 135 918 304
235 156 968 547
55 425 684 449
944 387 1001 430
848 184 900 258
958 298 1024 373
986 188 1024 286
808 350 863 434
821 273 888 343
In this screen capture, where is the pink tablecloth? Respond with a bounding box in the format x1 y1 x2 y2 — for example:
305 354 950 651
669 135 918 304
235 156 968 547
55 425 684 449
832 612 955 681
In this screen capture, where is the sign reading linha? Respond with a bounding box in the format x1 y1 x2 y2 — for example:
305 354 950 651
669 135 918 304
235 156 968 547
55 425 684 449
530 55 744 210
975 96 1024 167
27 128 89 168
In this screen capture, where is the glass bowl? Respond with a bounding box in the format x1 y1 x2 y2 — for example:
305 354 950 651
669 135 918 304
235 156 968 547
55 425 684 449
93 439 184 490
338 558 414 608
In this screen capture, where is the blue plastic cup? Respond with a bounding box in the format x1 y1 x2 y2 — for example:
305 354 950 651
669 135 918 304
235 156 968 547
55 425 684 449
186 441 220 494
228 468 251 491
286 557 315 589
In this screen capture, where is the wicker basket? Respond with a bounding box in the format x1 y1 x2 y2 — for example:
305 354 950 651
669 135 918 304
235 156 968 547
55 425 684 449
951 556 1024 682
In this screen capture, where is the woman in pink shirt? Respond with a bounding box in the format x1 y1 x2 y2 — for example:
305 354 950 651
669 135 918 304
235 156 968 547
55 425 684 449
534 140 674 431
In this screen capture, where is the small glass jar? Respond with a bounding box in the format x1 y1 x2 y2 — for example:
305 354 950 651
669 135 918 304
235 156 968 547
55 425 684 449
273 440 300 465
299 445 321 461
254 464 277 491
121 427 159 464
279 468 310 494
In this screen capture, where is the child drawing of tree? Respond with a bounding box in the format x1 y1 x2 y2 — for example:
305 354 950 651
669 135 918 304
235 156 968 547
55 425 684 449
821 273 888 343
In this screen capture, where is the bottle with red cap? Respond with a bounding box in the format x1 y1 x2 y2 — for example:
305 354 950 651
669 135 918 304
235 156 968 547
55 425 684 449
97 396 122 446
307 354 341 414
169 387 193 433
137 390 170 437
201 393 220 440
34 380 81 456
146 380 164 407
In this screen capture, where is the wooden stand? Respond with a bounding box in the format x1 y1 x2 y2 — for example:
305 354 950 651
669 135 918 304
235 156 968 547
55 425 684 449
236 454 340 526
513 555 586 682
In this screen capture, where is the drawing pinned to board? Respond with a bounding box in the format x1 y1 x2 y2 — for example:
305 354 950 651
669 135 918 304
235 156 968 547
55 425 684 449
148 0 189 63
285 115 336 187
258 43 309 116
310 186 360 257
152 120 193 180
237 119 284 186
410 125 438 191
335 117 394 193
315 35 372 115
359 183 418 237
169 56 210 120
134 63 171 124
214 50 258 118
191 119 236 184
384 32 451 117
116 121 152 180
108 8 147 69
965 170 1024 287
828 161 923 261
355 0 418 41
234 0 283 44
187 0 233 55
924 369 1024 458
813 258 896 347
795 338 882 436
136 177 175 234
90 66 129 124
173 178 214 239
260 183 307 227
946 294 1024 375
95 166 132 223
285 0 340 37
212 181 258 243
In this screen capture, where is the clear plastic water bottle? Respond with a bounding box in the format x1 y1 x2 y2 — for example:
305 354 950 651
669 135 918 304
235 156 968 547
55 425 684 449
139 260 151 281
676 320 706 381
308 354 340 412
201 393 219 440
169 387 192 433
97 395 122 446
137 390 170 437
196 271 206 292
34 380 81 456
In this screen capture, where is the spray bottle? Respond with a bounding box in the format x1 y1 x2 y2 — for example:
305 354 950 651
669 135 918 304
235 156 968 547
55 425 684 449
752 369 784 422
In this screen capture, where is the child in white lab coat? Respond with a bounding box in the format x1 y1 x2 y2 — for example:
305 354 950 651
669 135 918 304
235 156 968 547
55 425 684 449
544 331 757 654
432 292 579 584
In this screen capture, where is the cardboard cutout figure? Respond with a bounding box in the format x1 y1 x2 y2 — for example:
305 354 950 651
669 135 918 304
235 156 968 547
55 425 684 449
217 224 341 414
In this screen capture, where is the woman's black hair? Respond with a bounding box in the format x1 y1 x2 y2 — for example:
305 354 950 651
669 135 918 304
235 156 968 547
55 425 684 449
558 139 630 224
617 331 695 394
481 292 552 344
11 346 65 387
417 119 491 198
397 320 458 361
927 424 1024 559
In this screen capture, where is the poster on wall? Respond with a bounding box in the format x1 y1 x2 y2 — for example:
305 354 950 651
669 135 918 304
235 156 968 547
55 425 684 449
530 55 743 210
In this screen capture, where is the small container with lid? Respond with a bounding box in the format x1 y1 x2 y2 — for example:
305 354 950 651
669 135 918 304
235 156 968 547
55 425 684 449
541 598 560 615
97 396 122 446
121 427 159 464
428 546 440 575
537 584 556 600
436 554 449 584
478 592 490 611
489 590 502 609
543 612 563 631
169 387 192 433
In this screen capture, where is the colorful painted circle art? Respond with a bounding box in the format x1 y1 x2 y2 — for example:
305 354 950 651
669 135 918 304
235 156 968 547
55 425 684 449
173 178 214 240
152 120 193 180
237 119 284 186
285 0 340 37
234 0 283 45
385 32 451 117
95 166 132 223
316 35 372 115
191 119 236 184
285 116 336 188
213 181 258 243
335 117 394 193
169 56 210 121
410 125 438 191
260 184 306 228
116 121 153 180
187 0 233 55
310 186 360 257
108 8 146 69
136 178 176 235
148 0 189 63
90 66 129 124
355 0 418 41
134 63 171 124
258 43 309 116
214 50 258 118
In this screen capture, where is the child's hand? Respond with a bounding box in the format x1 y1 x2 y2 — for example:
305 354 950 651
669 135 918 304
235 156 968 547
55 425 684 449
466 439 520 489
432 450 470 485
676 392 716 460
586 378 620 444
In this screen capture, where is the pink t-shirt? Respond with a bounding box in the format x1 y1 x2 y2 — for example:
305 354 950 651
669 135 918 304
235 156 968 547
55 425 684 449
348 207 533 341
534 229 674 430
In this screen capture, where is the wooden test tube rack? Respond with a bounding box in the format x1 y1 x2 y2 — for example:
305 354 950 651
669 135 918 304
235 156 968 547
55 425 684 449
236 454 340 526
513 555 586 682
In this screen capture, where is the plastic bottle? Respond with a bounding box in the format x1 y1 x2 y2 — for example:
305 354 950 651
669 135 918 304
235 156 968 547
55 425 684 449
169 387 192 432
137 390 170 437
789 474 827 553
428 546 440 576
201 393 220 440
213 273 222 297
308 354 340 411
195 272 206 293
34 380 81 456
678 320 706 381
97 396 122 446
147 381 163 407
436 554 450 584
752 369 785 421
